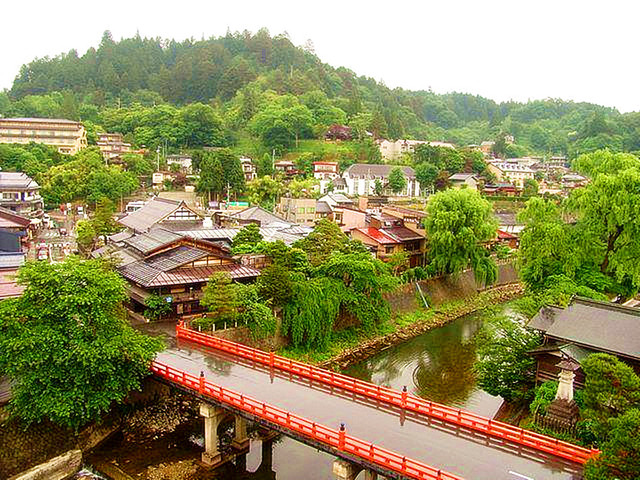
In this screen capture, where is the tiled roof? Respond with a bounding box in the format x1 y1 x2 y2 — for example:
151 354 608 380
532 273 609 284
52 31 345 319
146 246 208 271
0 253 24 268
344 164 416 179
119 197 196 233
529 297 640 360
120 261 260 288
230 206 289 227
354 227 400 245
449 173 477 181
0 172 39 190
381 226 424 242
0 117 79 124
315 201 332 214
123 228 183 255
0 207 31 228
178 226 311 246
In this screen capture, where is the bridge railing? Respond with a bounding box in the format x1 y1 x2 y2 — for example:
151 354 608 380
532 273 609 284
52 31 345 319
150 360 463 480
175 322 599 465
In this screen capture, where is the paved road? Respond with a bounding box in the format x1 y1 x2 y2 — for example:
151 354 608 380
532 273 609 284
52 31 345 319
156 340 583 480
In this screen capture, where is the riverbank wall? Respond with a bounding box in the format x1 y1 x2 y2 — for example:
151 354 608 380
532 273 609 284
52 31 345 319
320 282 523 370
383 261 518 313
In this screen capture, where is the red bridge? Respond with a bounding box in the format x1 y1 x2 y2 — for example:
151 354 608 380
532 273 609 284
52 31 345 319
150 322 597 480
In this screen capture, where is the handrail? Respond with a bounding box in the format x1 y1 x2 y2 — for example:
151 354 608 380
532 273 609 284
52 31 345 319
150 360 463 480
175 322 599 465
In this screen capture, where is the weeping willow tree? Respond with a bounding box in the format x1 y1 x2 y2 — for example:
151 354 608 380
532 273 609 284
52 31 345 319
424 188 498 286
282 253 397 349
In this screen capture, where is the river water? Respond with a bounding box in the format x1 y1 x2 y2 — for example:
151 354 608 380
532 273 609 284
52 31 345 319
93 303 515 479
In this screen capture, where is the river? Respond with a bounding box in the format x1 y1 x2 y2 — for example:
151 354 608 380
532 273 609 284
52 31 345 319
92 302 517 479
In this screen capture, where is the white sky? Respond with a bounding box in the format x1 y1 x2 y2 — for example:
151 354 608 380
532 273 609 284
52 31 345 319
1 0 639 112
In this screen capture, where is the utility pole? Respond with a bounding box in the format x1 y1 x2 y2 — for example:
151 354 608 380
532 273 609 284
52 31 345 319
272 148 276 172
156 146 160 171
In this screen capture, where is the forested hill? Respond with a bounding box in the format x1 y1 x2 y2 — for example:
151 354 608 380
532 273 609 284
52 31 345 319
3 29 640 155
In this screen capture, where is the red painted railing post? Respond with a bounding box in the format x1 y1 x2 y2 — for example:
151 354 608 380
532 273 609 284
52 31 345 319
339 423 346 450
402 456 406 470
269 352 274 368
199 371 205 394
401 385 408 408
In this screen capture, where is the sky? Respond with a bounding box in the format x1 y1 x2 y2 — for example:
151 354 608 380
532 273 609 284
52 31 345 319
1 0 639 112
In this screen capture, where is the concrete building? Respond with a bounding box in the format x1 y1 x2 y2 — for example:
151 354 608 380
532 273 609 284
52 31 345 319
97 133 132 160
0 172 43 216
448 173 479 190
166 154 193 174
342 164 420 197
276 197 317 225
274 160 299 176
240 157 257 182
377 139 455 160
313 161 340 193
490 160 534 187
0 118 87 154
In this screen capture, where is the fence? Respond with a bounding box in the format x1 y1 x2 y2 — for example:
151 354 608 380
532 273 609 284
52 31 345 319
175 322 599 465
151 361 463 480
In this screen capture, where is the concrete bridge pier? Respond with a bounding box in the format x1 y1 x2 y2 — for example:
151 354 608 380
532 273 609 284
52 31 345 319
232 414 250 450
200 403 226 467
333 459 380 480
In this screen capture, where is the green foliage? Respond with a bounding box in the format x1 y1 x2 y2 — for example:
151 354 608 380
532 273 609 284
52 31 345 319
474 313 542 402
75 220 97 255
582 354 640 434
235 284 277 339
231 223 263 252
583 409 640 480
293 218 352 266
201 272 240 321
256 262 294 308
530 381 559 416
246 176 284 210
144 294 172 321
424 188 498 282
522 178 539 196
0 258 163 429
388 166 407 194
281 252 396 349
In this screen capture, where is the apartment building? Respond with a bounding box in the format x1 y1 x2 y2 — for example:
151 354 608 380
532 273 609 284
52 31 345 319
342 164 420 197
96 132 132 160
0 118 87 154
276 197 318 225
377 139 455 160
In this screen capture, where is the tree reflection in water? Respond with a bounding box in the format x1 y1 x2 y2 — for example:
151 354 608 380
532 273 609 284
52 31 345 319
345 308 499 409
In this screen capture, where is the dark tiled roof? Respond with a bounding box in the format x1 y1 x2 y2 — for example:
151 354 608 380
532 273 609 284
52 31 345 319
344 164 416 179
449 173 477 181
530 297 640 360
381 226 424 242
123 228 183 255
120 261 259 288
146 246 208 271
332 177 347 187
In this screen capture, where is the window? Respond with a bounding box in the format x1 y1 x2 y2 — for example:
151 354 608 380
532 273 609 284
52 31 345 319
306 207 315 214
298 207 306 214
385 246 394 254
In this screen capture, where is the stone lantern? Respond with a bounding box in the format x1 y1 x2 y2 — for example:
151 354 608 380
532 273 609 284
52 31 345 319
541 358 581 432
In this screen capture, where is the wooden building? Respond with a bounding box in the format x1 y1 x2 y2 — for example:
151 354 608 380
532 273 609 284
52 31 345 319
528 297 640 388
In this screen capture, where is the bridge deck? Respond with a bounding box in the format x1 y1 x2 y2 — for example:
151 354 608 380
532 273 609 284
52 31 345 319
156 339 582 480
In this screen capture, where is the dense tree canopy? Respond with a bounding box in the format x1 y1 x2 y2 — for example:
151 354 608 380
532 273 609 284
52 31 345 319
0 258 163 429
423 188 498 283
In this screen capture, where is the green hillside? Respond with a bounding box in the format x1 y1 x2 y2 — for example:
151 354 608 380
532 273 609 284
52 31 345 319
1 29 639 158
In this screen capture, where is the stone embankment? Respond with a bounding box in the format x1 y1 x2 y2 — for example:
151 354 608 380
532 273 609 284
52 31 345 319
320 283 523 370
